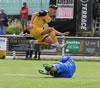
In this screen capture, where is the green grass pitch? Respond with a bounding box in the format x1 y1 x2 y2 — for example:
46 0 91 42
0 59 100 88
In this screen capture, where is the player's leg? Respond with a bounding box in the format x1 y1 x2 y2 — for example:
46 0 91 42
38 33 64 48
29 27 64 48
38 27 54 45
29 27 53 44
44 27 58 43
41 27 54 35
43 36 53 44
43 27 65 48
49 31 58 43
27 26 57 45
38 41 50 45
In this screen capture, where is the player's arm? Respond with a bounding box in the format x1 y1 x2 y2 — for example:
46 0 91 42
30 10 47 24
48 21 70 36
55 30 70 36
60 56 72 63
26 12 39 30
27 10 47 30
30 12 39 24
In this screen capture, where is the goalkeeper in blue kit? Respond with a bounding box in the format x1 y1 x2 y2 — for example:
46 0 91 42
39 56 76 78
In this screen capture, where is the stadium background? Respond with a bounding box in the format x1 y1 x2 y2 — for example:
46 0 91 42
0 0 99 36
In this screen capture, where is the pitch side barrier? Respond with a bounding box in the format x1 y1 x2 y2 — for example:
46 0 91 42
57 36 100 55
0 35 56 59
1 35 100 59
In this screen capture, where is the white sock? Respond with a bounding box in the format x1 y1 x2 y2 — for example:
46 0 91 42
51 42 65 48
51 42 60 47
30 40 38 44
34 40 38 44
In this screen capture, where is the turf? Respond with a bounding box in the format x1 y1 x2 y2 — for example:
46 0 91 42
0 59 100 88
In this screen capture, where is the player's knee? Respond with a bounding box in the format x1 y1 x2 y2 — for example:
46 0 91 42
44 37 53 44
47 40 53 44
47 27 54 33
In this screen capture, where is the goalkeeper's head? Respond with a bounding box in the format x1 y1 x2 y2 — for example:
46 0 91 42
39 64 57 77
44 64 57 77
49 67 57 77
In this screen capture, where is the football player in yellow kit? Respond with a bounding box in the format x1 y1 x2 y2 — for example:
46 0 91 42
27 4 70 48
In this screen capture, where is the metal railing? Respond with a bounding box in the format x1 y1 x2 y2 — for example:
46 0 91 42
1 35 100 59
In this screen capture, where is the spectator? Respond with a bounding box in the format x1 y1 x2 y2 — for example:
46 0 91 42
23 29 33 59
34 50 41 59
26 50 33 59
34 44 41 60
20 2 28 32
0 8 8 35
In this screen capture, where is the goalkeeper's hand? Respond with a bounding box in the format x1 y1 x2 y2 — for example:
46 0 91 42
38 69 50 75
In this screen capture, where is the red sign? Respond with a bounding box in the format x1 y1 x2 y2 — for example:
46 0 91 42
56 8 74 19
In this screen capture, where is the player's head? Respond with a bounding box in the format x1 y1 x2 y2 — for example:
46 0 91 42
39 64 57 77
45 66 57 77
48 4 58 17
49 68 56 77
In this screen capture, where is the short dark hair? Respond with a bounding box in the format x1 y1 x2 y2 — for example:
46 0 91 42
23 2 27 5
49 4 58 10
50 70 56 77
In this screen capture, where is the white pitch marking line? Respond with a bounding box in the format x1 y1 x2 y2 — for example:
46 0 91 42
3 74 33 77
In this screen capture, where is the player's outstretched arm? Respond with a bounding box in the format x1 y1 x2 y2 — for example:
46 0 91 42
30 12 39 24
60 56 72 63
27 12 39 30
53 28 70 36
30 10 47 24
48 20 70 36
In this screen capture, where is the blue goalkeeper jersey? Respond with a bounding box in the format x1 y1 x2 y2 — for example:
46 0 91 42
53 56 76 78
